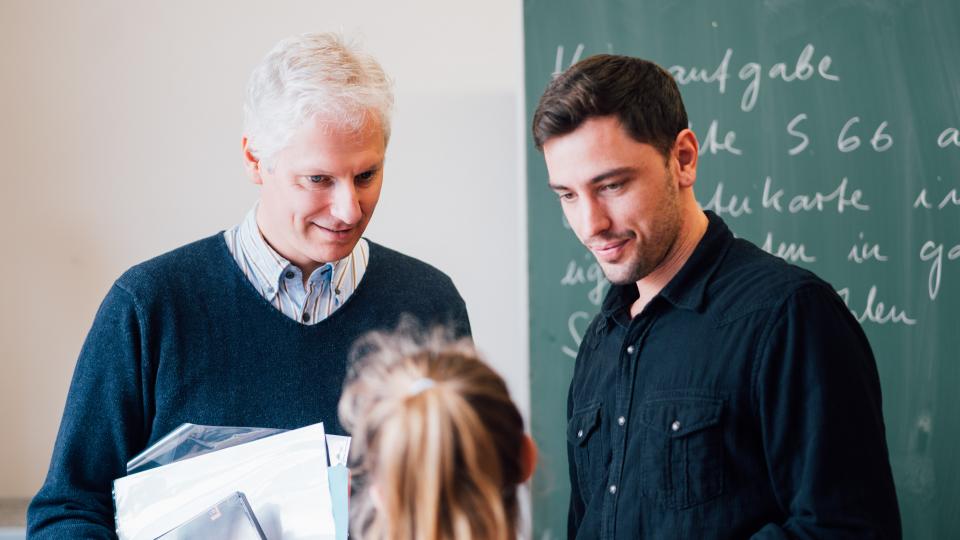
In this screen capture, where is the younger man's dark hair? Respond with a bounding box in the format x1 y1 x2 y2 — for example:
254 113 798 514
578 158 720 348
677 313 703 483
531 54 688 157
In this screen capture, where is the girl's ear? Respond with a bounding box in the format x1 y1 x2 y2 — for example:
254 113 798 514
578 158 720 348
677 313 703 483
520 433 538 483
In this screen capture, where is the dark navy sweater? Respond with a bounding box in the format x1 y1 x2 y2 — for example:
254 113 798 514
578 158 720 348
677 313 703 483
27 234 471 539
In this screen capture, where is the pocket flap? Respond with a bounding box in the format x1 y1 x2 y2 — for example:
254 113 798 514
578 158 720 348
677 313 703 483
567 404 601 446
637 397 722 437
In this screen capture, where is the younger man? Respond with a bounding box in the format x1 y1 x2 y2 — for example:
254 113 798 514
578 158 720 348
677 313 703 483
533 54 900 539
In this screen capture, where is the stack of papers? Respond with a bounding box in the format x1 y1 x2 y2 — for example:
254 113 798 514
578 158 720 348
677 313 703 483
113 423 347 540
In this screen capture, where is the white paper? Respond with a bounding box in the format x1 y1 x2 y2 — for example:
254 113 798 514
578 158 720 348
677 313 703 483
114 422 336 540
324 435 351 467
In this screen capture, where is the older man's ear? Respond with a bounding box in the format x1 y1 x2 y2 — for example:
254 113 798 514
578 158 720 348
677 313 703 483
242 136 263 185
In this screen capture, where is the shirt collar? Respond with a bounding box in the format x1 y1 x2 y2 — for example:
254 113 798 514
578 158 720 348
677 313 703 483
600 211 733 318
236 205 340 300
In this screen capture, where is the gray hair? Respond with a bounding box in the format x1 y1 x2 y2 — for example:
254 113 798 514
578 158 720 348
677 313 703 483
243 32 394 162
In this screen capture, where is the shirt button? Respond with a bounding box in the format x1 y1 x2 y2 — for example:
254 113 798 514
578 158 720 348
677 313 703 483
618 416 626 426
671 420 681 432
626 345 635 354
609 485 617 494
577 429 584 438
265 287 274 294
285 271 296 279
302 313 311 322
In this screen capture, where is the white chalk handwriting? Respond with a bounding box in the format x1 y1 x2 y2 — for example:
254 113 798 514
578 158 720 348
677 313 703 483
762 176 870 214
562 311 591 359
553 44 585 77
848 232 889 263
560 254 609 306
920 240 960 301
837 286 917 325
701 182 752 217
697 119 742 156
761 232 816 263
669 44 838 112
838 117 893 153
914 184 960 210
787 113 810 155
938 127 960 148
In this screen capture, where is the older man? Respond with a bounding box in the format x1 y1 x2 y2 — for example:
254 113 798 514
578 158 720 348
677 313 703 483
28 33 470 538
533 54 900 539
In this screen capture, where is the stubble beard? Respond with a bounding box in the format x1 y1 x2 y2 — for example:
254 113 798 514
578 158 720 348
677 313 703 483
599 172 682 286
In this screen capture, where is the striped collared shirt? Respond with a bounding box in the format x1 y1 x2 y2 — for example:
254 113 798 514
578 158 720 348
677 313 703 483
224 205 368 325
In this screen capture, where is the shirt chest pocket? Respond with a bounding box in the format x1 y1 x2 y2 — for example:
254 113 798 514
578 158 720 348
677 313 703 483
567 402 607 498
638 396 724 509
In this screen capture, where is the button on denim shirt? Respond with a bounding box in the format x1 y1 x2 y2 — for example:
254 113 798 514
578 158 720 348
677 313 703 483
567 211 901 539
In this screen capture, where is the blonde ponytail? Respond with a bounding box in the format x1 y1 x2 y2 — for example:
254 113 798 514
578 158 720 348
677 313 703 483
339 324 526 540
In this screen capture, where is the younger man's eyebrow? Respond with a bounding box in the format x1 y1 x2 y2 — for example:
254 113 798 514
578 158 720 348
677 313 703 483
548 166 637 191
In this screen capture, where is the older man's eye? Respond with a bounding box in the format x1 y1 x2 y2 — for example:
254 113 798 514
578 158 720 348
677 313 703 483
355 170 377 184
301 175 334 189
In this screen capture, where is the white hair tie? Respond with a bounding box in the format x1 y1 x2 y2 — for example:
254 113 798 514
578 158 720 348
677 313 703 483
408 377 436 396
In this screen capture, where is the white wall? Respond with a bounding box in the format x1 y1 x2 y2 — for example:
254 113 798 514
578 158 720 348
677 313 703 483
0 0 526 498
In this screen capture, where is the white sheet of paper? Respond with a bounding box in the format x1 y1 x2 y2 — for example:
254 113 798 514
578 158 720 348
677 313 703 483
325 435 351 467
114 422 335 540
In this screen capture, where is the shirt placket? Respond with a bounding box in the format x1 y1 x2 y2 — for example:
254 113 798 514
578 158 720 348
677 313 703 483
602 311 656 540
280 268 309 322
306 277 328 323
301 266 333 324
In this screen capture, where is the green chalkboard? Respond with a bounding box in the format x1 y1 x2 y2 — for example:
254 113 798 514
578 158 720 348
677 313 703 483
525 1 960 538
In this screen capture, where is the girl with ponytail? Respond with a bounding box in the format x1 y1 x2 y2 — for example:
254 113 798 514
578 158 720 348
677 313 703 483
338 324 537 540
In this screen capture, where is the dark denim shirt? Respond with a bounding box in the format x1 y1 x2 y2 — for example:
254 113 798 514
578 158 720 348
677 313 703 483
567 211 901 539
